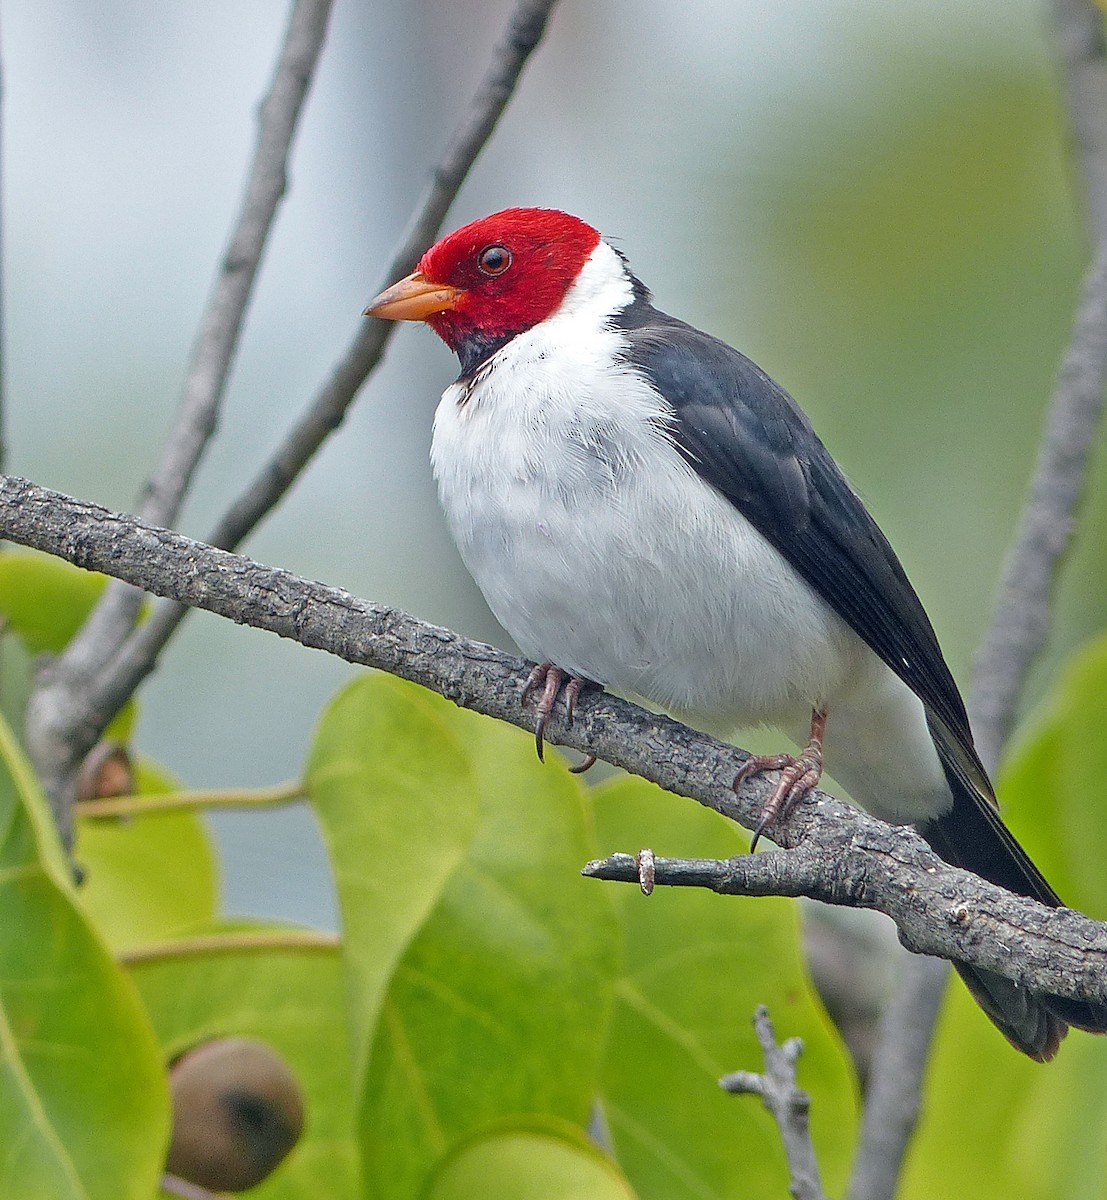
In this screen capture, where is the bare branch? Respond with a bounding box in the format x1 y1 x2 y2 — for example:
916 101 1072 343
208 0 563 556
969 245 1107 771
4 474 1107 1005
22 0 561 842
25 0 335 840
582 847 1107 1006
1053 0 1107 240
720 1007 827 1200
143 0 335 532
845 955 947 1200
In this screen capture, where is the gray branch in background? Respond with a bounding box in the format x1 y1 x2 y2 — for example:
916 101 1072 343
24 0 336 840
720 1008 827 1200
21 0 562 843
849 5 1107 1197
4 474 1107 1005
141 0 337 534
206 0 563 556
969 245 1107 771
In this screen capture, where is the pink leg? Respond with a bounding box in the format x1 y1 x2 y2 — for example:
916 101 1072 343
734 708 827 852
522 663 598 770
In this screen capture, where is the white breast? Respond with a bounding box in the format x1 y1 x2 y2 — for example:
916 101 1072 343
431 243 859 729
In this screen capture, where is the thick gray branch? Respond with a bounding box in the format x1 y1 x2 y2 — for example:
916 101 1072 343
583 844 1107 1006
3 474 1106 1006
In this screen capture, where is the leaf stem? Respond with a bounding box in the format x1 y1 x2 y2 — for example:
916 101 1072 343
119 928 340 966
76 779 304 819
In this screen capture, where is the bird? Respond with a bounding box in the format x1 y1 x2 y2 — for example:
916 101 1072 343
365 206 1105 1060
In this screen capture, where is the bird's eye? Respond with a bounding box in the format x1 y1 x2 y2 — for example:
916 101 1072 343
477 244 512 276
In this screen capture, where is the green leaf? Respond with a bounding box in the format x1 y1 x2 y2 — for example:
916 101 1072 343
74 760 219 950
306 674 482 1063
901 981 1107 1200
307 675 619 1200
425 1118 637 1200
0 708 168 1198
0 551 108 654
130 924 359 1199
592 776 858 1200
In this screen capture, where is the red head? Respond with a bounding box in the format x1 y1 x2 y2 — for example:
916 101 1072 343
365 208 602 369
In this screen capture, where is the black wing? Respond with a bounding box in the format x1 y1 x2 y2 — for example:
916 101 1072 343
614 306 1107 1050
617 305 981 775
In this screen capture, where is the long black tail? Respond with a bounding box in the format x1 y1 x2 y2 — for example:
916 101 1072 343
918 733 1107 1061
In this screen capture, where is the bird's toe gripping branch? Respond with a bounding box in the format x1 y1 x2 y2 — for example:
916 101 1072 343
521 662 598 772
735 708 827 852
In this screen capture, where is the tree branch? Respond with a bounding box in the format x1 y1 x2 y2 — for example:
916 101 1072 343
24 0 335 840
969 244 1107 771
205 0 563 556
21 0 562 843
3 474 1106 1005
720 1007 827 1200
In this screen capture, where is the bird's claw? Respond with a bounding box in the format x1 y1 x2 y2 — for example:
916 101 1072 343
522 663 596 768
735 709 827 852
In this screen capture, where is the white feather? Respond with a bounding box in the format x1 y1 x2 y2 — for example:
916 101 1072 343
431 241 950 823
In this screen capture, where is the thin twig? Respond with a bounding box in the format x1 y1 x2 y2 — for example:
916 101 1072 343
207 0 562 555
848 5 1107 1193
5 476 1107 1005
144 0 335 532
24 0 335 843
844 955 948 1200
720 1007 827 1200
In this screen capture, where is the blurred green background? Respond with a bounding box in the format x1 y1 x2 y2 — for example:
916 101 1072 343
5 0 1104 924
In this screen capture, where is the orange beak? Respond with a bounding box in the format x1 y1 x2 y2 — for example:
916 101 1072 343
363 272 465 322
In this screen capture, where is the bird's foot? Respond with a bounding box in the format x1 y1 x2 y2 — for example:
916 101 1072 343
521 662 598 770
734 709 827 852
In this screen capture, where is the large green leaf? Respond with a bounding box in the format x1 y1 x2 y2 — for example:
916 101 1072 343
132 925 359 1199
0 709 168 1198
306 673 482 1063
425 1118 637 1200
592 776 858 1200
75 760 218 950
307 675 619 1200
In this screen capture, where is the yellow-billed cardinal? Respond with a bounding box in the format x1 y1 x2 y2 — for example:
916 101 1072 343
366 206 1104 1059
